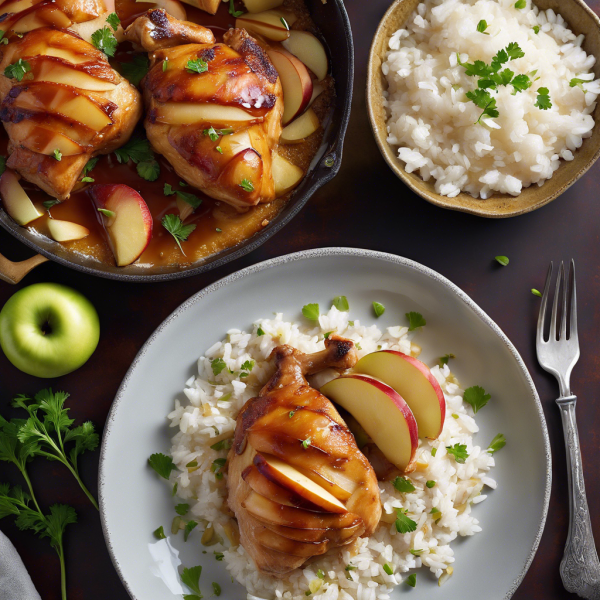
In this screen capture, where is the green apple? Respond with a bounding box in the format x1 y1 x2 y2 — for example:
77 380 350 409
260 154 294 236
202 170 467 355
0 283 100 378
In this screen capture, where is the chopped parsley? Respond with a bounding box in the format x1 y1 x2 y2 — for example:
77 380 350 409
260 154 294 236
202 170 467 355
488 433 506 454
406 311 426 331
91 26 118 57
257 326 265 336
372 302 385 317
148 453 176 479
514 0 526 8
302 303 320 320
82 157 98 177
210 438 232 451
211 358 226 376
431 447 437 457
214 551 224 561
409 549 423 556
345 564 357 571
228 0 243 17
476 20 489 34
210 458 227 479
181 565 203 595
163 59 169 72
463 385 491 413
383 564 393 575
535 87 552 110
106 12 120 31
52 149 62 161
570 77 590 91
137 159 160 182
446 443 469 464
395 508 417 534
532 288 542 297
0 31 7 45
240 178 254 192
161 214 196 255
317 569 325 579
241 360 254 372
301 437 312 449
323 331 333 339
439 353 455 367
4 59 31 82
495 255 509 266
216 146 223 154
98 208 116 219
81 176 94 183
121 54 149 86
392 476 416 493
533 25 540 34
43 199 60 213
332 295 349 311
177 190 203 210
114 137 160 181
186 58 208 74
186 460 198 468
175 503 190 516
212 582 221 596
280 16 290 30
426 480 436 488
153 526 166 539
289 411 295 418
406 574 417 587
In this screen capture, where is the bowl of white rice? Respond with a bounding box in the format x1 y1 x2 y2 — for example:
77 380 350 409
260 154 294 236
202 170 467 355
367 0 600 217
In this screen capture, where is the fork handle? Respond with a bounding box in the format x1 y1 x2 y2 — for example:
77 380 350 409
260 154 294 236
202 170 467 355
557 396 600 599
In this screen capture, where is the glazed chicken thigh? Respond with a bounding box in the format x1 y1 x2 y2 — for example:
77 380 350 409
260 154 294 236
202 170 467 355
228 335 381 577
0 27 142 199
125 9 283 209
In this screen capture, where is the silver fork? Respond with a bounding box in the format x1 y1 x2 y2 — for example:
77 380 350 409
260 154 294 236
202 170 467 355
537 260 600 599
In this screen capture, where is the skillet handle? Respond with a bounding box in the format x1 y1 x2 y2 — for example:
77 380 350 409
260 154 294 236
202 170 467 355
0 250 48 284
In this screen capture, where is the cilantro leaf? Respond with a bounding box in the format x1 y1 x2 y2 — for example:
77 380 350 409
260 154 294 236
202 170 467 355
164 183 175 196
91 26 118 57
154 526 166 539
505 42 525 61
121 54 149 86
210 438 232 451
488 433 506 454
392 476 416 493
439 353 455 367
332 296 350 311
4 59 30 81
162 214 196 254
211 358 226 375
463 385 491 413
183 520 197 541
43 199 60 213
175 503 190 516
240 178 254 192
466 88 493 109
43 504 77 550
446 443 469 464
302 303 320 320
406 311 426 331
395 508 417 534
148 452 176 479
373 302 385 317
114 138 154 165
406 574 417 587
181 565 203 595
213 582 222 596
204 126 219 142
241 360 254 372
511 73 531 93
52 149 62 161
535 87 552 109
476 20 489 34
106 12 120 31
301 437 312 449
186 58 208 74
137 160 160 182
210 458 226 479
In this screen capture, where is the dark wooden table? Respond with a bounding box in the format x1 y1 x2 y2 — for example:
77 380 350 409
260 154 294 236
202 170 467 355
2 1 600 598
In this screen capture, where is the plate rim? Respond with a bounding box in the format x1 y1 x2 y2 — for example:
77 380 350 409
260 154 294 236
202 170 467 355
98 247 552 600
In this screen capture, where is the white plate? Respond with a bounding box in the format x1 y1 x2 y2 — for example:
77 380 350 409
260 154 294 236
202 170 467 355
99 248 551 600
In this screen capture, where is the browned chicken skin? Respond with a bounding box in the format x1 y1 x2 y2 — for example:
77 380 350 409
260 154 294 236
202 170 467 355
228 336 382 577
0 26 142 200
125 10 283 209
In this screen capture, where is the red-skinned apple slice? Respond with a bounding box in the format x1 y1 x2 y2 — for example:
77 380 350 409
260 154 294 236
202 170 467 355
354 350 446 439
321 374 419 473
253 453 347 514
281 31 328 81
272 153 303 195
47 219 90 242
280 108 320 144
90 184 153 267
0 170 43 225
267 47 312 124
236 10 290 42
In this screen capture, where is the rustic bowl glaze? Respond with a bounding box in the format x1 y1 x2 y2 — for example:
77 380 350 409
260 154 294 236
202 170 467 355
367 0 600 218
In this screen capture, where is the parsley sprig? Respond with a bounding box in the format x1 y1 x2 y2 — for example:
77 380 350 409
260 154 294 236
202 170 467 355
162 214 196 255
4 58 31 82
91 26 118 57
120 54 149 86
458 43 551 121
186 58 208 74
114 137 160 182
9 390 99 510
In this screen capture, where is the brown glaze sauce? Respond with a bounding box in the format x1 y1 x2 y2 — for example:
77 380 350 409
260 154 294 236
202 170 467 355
14 0 334 268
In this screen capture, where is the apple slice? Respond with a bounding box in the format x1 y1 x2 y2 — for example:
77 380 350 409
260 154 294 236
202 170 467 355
135 0 186 20
0 170 43 226
271 153 303 196
321 374 419 473
178 0 219 14
236 10 290 42
153 102 258 126
253 453 347 514
47 219 90 242
267 48 312 124
309 81 325 108
11 5 71 33
18 124 84 156
263 519 363 544
243 0 283 12
241 491 357 530
280 108 320 144
32 59 117 92
90 184 153 267
257 527 328 557
282 31 328 81
354 351 446 439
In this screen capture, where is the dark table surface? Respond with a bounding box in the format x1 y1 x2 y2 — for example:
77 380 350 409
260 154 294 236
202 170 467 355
1 1 600 598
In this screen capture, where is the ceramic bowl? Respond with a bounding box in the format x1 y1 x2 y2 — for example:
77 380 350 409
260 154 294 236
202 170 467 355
366 0 600 218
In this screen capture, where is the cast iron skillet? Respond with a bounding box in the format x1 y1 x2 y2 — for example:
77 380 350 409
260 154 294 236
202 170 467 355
0 0 354 282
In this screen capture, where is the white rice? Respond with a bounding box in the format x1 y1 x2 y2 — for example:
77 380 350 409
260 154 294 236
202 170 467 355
166 307 497 599
382 0 600 198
